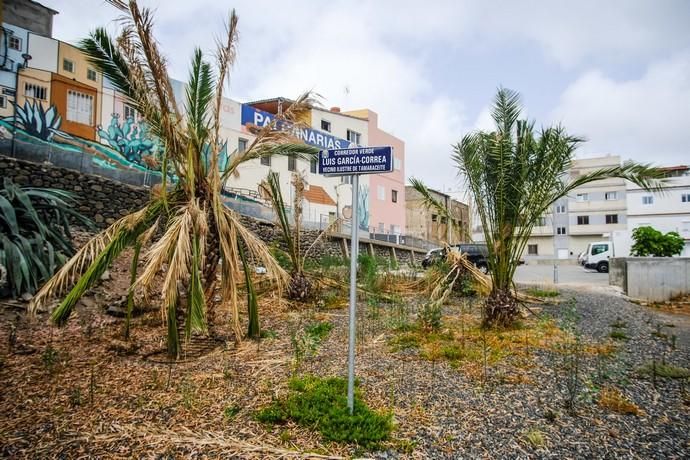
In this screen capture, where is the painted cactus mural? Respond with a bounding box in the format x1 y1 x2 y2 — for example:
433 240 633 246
9 100 63 141
97 113 161 166
358 183 370 231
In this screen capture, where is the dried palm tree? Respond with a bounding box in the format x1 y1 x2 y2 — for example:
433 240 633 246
30 0 318 357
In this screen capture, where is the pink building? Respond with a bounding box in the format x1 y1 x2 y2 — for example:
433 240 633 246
345 109 406 238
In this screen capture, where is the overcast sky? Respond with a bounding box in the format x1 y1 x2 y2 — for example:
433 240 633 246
43 0 690 194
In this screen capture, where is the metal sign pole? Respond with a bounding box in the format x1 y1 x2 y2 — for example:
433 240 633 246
347 174 359 415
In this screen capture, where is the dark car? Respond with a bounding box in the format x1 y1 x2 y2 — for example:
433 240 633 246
421 247 446 268
454 243 490 273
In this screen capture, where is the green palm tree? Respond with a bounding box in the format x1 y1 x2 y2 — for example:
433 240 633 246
30 0 318 356
426 88 664 327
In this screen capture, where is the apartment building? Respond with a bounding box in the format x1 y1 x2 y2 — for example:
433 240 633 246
521 155 628 260
626 165 690 256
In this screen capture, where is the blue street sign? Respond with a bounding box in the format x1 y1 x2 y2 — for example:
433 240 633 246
318 146 393 176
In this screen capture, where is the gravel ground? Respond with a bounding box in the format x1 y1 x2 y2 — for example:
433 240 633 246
304 288 690 459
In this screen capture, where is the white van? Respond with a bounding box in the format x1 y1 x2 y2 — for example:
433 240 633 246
583 241 610 273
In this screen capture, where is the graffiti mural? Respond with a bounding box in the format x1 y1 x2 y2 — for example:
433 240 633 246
358 184 369 231
9 100 63 141
97 113 161 167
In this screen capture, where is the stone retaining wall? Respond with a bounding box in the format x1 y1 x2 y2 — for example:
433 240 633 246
0 154 426 266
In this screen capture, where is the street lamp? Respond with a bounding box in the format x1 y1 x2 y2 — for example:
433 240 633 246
11 53 32 158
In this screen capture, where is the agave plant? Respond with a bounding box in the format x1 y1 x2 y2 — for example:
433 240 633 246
31 0 318 357
0 178 92 298
12 100 63 141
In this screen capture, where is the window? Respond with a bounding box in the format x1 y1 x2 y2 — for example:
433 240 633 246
591 244 608 255
441 216 448 224
681 193 690 203
0 96 5 109
378 222 385 233
431 214 438 222
346 129 361 145
682 221 690 234
320 119 331 132
642 195 653 205
377 185 385 200
260 155 271 166
66 90 94 125
394 158 401 170
576 193 588 202
86 68 98 81
527 244 538 255
606 214 618 224
63 58 75 73
341 175 352 184
391 224 401 235
288 155 296 171
391 189 398 203
310 158 317 174
237 138 247 153
577 215 589 225
124 104 137 120
605 191 618 201
8 36 21 51
556 204 566 214
24 83 47 100
536 217 546 226
556 226 566 235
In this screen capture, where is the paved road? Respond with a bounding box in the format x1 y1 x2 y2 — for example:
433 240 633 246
514 263 610 287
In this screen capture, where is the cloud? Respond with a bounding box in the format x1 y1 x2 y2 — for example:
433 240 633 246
550 52 690 165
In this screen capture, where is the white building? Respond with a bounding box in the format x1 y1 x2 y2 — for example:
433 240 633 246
626 165 690 256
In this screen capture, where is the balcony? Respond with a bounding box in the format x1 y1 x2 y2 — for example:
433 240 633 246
568 223 625 236
568 199 626 213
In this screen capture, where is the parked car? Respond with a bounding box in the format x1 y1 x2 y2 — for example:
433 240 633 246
453 243 490 273
421 247 445 268
582 241 610 273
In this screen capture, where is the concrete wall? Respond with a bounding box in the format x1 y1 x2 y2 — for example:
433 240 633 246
610 257 690 302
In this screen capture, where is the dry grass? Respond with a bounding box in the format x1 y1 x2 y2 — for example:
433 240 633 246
598 387 642 415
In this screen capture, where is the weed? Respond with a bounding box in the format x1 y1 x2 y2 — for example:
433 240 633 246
609 330 629 341
260 329 278 339
637 362 690 379
389 332 421 351
305 321 333 343
255 375 392 447
609 317 627 329
320 290 344 310
526 288 559 298
69 388 82 408
279 429 292 443
543 409 557 423
523 429 546 448
419 303 442 332
223 404 241 419
179 380 197 410
598 387 641 415
394 438 417 454
358 253 379 291
41 345 60 374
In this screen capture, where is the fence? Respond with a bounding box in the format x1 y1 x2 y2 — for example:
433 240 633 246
0 136 162 188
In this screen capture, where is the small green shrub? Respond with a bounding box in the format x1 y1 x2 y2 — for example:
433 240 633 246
260 329 278 339
305 321 333 343
609 330 629 341
389 332 421 351
358 253 378 290
255 376 392 447
637 362 690 379
223 404 241 419
631 226 684 257
270 246 293 271
525 288 559 298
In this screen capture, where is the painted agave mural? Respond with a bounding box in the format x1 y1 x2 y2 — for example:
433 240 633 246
11 100 63 141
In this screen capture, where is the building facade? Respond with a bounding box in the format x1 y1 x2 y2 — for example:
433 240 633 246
405 185 470 246
626 165 690 256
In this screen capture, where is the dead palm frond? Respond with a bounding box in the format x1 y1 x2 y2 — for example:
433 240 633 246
30 1 317 357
